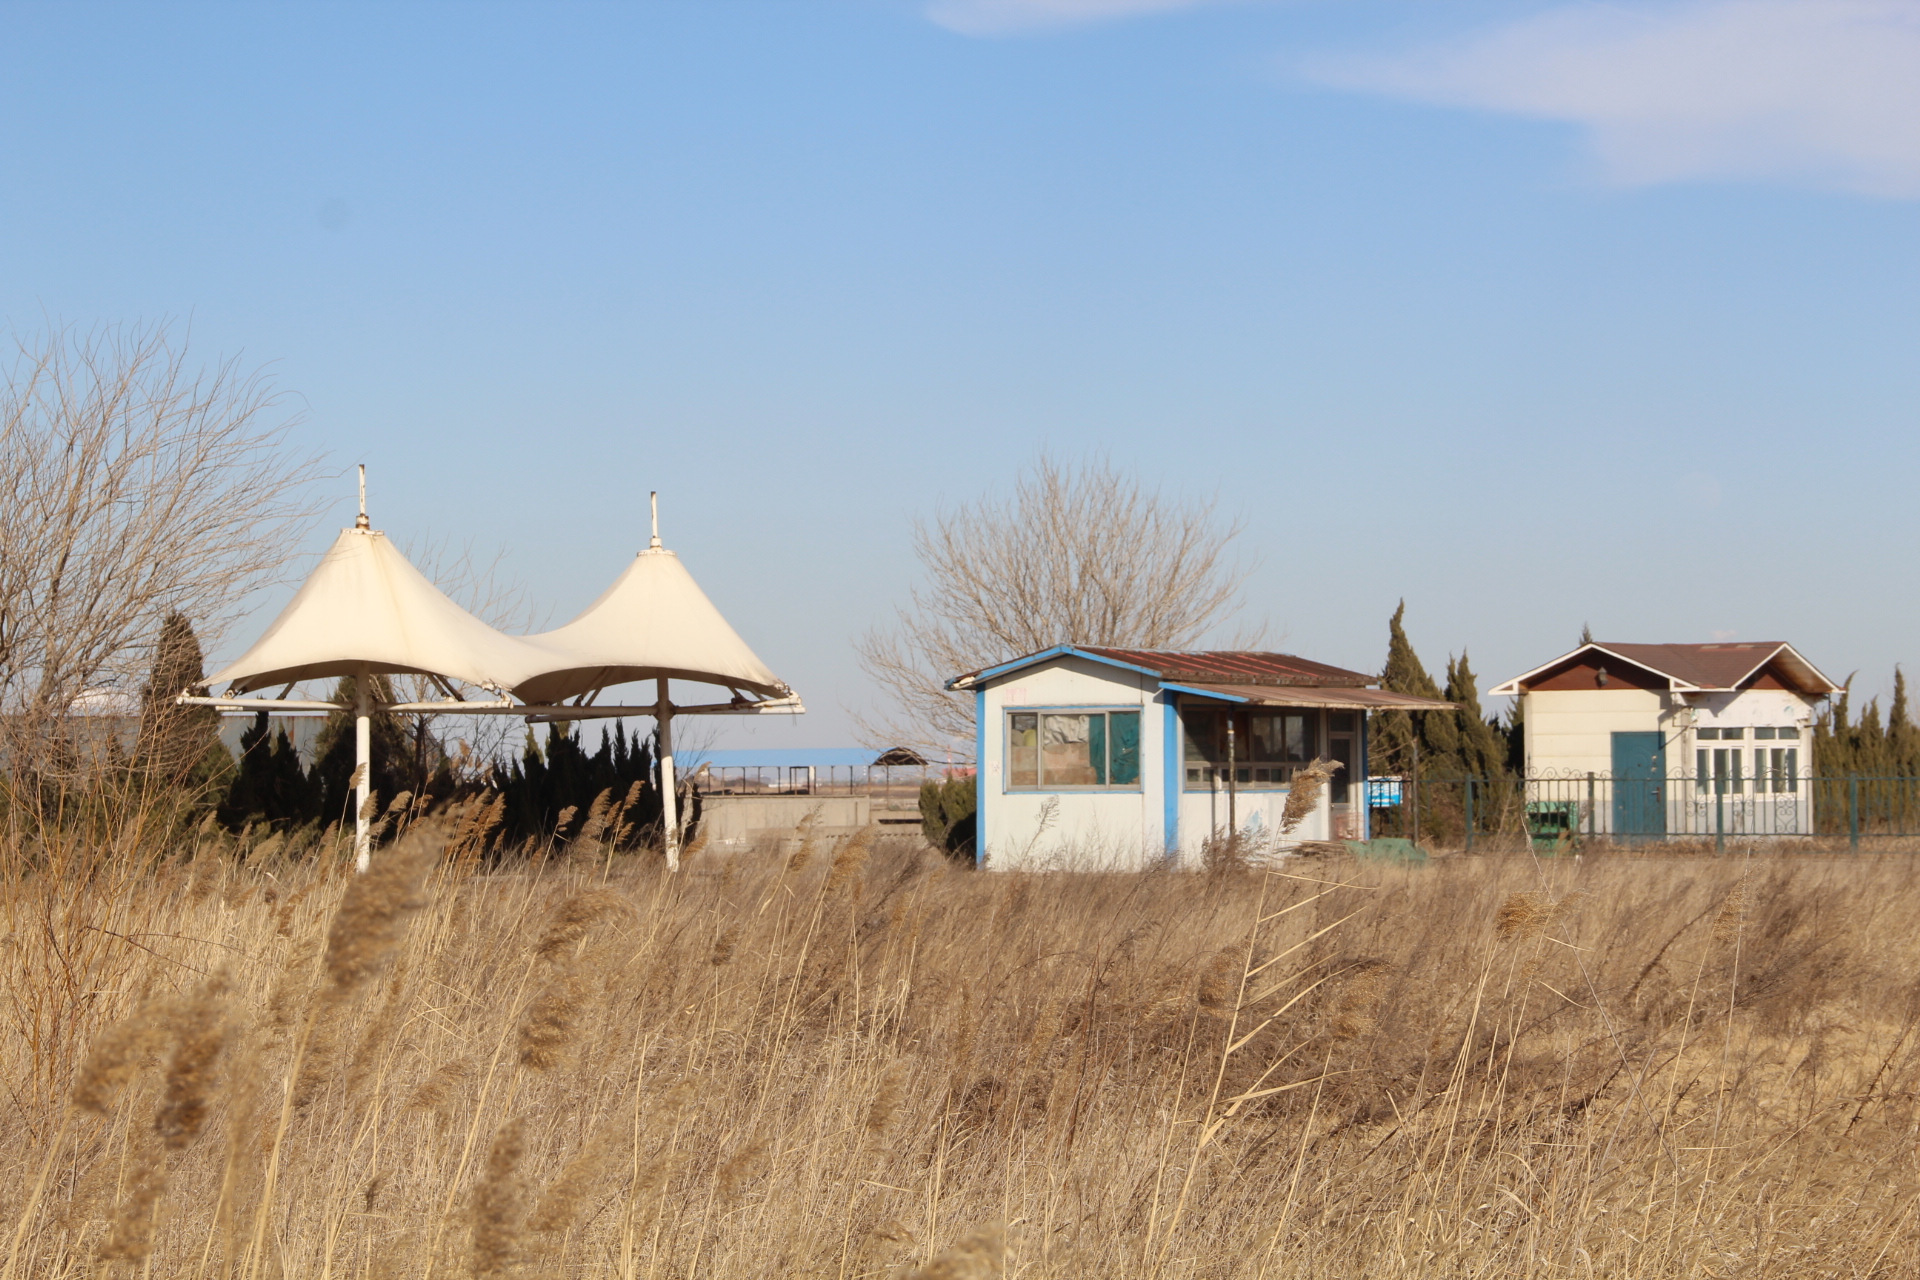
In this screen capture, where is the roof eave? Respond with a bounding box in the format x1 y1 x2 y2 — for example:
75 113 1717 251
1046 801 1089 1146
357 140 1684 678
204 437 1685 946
945 645 1169 692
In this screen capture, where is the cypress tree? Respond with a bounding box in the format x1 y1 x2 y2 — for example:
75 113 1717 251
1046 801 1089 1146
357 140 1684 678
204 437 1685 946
1890 668 1919 777
1371 601 1445 778
311 673 412 829
1445 650 1509 780
134 612 228 794
221 713 316 828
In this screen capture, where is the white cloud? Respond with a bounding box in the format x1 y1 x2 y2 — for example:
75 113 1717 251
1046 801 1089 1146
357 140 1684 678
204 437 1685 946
1306 1 1920 197
926 0 1220 36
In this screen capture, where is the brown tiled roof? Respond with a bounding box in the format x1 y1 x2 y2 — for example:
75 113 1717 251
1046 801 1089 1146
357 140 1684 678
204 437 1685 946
1077 648 1374 688
1595 643 1807 691
1492 641 1841 697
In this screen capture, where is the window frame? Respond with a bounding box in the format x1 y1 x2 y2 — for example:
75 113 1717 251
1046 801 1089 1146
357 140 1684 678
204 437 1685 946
1179 703 1324 792
1002 705 1146 793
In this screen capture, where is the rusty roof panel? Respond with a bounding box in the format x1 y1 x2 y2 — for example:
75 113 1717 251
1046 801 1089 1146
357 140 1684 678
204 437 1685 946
1173 683 1455 711
1077 647 1373 688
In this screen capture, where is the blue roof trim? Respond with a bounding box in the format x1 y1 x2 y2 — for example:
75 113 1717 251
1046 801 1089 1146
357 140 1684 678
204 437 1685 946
944 645 1170 691
1159 681 1250 702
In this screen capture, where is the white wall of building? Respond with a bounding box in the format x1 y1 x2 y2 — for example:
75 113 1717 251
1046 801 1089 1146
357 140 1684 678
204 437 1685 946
978 655 1166 871
975 655 1334 870
1523 688 1678 775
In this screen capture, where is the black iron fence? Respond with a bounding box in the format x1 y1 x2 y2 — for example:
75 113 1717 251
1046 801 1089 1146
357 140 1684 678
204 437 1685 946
1368 773 1920 852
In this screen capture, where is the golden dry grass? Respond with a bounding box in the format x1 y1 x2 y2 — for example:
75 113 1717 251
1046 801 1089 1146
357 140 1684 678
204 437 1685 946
3 825 1918 1278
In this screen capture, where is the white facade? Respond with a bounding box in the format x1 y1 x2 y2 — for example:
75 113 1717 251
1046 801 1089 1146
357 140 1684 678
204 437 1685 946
1497 643 1834 841
971 653 1339 870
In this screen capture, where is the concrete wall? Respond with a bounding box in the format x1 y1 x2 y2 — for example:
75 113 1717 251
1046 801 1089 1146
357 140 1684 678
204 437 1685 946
700 794 871 848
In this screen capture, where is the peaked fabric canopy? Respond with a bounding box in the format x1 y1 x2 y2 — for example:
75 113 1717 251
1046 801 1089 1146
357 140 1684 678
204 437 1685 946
207 526 546 695
512 547 788 704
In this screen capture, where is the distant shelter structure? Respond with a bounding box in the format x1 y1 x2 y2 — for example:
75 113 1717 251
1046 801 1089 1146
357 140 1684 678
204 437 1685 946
182 473 800 870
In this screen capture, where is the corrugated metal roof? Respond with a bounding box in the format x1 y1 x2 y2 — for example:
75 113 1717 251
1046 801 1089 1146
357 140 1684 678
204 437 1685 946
1172 683 1456 711
1075 647 1374 688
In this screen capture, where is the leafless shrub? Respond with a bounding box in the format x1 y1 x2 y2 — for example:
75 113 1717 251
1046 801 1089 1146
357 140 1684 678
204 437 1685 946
0 321 321 798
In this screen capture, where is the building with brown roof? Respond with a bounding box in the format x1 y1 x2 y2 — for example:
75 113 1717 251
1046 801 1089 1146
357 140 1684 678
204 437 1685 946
946 644 1451 869
1490 642 1840 837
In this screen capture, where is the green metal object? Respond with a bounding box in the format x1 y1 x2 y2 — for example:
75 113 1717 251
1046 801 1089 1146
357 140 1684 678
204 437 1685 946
1525 800 1580 853
1344 838 1430 864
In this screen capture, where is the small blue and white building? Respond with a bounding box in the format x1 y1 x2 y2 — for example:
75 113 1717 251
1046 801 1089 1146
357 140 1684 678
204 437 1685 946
947 646 1453 870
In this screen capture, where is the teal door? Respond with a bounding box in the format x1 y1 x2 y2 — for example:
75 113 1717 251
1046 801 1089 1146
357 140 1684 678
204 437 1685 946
1611 731 1666 840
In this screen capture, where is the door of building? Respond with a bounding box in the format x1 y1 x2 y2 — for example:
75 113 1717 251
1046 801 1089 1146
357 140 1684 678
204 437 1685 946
1611 731 1666 840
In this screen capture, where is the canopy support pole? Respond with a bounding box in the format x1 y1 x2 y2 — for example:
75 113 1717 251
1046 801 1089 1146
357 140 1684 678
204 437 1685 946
355 664 372 873
656 677 679 873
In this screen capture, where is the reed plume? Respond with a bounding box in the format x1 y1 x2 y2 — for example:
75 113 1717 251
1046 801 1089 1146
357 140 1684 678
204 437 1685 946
903 1222 1005 1280
153 975 229 1150
71 1005 169 1114
533 888 627 963
323 832 432 993
518 971 586 1072
470 1117 527 1277
528 1126 616 1236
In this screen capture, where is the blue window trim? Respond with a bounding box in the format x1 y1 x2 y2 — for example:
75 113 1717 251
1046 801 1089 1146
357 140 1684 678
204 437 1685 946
974 688 986 867
1162 692 1180 861
1001 704 1147 794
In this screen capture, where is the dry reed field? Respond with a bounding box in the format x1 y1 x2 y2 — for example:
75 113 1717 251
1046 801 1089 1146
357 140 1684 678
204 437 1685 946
3 821 1918 1278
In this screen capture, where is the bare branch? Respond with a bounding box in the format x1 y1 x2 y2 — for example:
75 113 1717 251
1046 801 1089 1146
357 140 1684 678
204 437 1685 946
852 454 1257 759
0 321 324 793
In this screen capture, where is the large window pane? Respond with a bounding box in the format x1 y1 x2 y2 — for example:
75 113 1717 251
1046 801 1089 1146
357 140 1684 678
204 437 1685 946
1010 713 1038 788
1182 706 1219 764
1042 713 1099 786
1110 711 1141 785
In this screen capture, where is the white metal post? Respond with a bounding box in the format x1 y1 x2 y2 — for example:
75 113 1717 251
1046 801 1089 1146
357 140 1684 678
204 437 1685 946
656 676 679 872
354 663 372 873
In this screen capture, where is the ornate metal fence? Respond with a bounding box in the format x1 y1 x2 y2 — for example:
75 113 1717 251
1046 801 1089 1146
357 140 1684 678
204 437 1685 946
1367 773 1920 852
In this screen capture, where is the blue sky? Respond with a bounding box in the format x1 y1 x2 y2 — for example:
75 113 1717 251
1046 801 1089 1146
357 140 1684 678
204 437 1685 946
4 1 1916 749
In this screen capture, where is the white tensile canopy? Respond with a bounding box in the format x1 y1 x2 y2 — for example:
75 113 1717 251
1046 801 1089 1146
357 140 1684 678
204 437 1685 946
514 544 788 704
209 525 545 696
184 477 799 872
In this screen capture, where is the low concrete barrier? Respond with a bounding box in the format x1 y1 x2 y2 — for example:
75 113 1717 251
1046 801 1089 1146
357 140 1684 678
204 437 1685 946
700 794 873 848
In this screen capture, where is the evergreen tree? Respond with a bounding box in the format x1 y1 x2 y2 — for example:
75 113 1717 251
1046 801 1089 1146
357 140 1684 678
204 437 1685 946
1371 601 1445 778
133 612 229 795
1890 668 1919 776
1579 622 1594 645
1501 696 1526 774
493 719 663 853
220 712 316 828
311 673 413 828
1445 650 1509 779
1813 676 1851 776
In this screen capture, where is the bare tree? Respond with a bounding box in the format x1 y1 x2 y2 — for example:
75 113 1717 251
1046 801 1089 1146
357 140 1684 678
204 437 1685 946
854 455 1255 757
0 321 322 799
